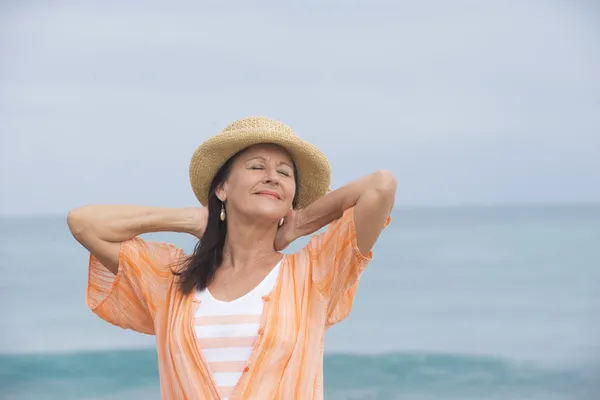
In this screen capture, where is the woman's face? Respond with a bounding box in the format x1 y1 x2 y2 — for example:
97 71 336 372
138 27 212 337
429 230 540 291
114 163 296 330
217 143 296 223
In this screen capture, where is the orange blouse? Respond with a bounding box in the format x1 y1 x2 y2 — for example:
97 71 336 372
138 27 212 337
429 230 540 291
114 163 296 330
86 206 391 399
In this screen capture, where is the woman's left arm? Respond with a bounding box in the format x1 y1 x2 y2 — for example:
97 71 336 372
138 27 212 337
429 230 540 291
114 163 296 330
292 170 397 253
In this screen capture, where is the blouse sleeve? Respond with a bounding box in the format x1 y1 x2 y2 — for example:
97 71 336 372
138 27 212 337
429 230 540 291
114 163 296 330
307 206 391 327
85 236 185 335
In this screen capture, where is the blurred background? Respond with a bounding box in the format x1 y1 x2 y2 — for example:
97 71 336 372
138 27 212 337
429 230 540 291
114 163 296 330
1 1 599 399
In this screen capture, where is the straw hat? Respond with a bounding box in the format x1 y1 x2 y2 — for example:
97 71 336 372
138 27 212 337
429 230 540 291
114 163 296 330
189 116 331 208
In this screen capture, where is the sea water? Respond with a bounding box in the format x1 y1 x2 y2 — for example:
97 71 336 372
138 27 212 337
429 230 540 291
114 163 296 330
1 204 599 399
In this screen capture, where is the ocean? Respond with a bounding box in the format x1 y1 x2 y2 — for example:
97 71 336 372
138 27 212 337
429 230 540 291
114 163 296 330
1 204 599 399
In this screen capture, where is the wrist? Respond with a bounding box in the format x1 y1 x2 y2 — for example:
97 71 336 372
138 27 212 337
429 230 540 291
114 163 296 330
293 209 319 239
178 207 207 237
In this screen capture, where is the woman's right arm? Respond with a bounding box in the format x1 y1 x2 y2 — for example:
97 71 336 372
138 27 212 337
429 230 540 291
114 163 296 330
67 205 207 275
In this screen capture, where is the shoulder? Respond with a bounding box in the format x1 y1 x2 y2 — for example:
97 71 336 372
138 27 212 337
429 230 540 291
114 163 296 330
304 206 361 254
121 236 187 275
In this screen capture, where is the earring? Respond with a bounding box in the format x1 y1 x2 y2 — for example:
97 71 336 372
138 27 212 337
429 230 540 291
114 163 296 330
220 202 226 221
279 217 284 227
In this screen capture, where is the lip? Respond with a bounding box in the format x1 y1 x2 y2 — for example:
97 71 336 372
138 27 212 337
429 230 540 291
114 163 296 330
256 191 281 200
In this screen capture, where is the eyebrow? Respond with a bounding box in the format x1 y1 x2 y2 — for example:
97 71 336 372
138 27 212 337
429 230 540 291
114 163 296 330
246 156 294 168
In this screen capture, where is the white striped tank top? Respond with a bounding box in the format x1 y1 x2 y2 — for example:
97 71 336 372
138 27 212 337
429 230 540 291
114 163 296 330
193 260 281 399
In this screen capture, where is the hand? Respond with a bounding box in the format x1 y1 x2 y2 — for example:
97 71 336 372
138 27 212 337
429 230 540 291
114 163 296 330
185 207 209 239
274 209 299 251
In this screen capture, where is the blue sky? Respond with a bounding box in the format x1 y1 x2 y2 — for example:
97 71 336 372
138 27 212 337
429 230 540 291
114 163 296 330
1 1 599 215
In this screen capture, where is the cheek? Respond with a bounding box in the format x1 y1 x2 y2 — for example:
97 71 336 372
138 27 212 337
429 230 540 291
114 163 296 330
285 181 296 205
222 177 246 203
228 171 255 191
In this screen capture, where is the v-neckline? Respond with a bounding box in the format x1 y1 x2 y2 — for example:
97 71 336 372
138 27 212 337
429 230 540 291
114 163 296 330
185 255 287 399
203 258 282 305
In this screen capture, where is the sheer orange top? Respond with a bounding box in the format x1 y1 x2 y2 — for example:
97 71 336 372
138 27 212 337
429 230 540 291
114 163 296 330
86 206 391 399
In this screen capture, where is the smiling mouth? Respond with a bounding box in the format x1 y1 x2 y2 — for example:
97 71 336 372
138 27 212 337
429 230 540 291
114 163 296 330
257 192 281 199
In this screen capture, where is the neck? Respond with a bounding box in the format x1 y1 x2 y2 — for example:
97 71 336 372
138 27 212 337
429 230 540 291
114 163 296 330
221 212 279 270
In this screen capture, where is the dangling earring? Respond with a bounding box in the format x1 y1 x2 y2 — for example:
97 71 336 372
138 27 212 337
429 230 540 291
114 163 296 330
220 202 226 221
279 217 284 227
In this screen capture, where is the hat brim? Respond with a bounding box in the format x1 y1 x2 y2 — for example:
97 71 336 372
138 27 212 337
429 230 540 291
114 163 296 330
189 127 331 208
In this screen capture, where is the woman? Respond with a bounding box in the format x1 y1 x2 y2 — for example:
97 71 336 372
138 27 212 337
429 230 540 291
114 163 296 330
67 116 396 399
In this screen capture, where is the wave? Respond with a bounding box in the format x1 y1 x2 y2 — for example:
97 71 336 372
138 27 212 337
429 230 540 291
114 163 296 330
1 349 598 399
323 352 599 399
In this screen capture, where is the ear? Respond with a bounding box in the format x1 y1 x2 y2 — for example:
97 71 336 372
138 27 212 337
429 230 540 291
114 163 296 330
215 183 227 202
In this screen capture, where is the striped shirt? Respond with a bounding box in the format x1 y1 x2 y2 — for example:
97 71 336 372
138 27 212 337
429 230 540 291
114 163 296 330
193 261 281 399
86 206 391 399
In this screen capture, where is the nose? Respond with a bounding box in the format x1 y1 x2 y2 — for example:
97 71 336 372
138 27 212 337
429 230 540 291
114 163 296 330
263 166 281 186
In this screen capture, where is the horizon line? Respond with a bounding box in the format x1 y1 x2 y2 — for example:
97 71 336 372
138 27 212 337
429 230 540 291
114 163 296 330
1 200 599 218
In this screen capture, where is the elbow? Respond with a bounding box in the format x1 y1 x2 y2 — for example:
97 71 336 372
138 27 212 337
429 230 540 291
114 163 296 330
67 207 89 241
372 170 397 196
368 170 397 210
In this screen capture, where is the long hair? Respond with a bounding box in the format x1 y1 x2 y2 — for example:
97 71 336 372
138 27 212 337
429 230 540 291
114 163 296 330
174 149 299 296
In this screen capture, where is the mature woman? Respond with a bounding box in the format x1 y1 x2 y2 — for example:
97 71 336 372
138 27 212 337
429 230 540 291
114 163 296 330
67 116 396 399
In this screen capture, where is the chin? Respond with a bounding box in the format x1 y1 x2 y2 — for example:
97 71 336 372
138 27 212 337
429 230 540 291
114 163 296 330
247 198 287 220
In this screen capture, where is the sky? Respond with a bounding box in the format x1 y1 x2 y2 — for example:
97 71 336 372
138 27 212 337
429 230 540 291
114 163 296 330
1 0 599 215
